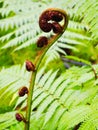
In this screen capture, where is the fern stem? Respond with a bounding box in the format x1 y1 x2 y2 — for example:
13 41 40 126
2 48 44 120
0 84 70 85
25 72 36 130
25 8 68 130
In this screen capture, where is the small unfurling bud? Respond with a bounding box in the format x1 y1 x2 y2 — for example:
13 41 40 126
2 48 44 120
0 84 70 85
37 36 48 48
52 22 62 33
15 113 23 122
18 86 28 97
15 113 26 123
26 60 35 72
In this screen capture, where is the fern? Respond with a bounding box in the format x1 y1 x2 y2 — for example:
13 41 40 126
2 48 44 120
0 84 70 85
0 64 30 113
0 63 98 129
0 0 98 130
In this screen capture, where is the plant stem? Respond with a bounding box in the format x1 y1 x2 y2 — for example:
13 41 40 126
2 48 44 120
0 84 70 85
25 8 68 130
25 72 36 130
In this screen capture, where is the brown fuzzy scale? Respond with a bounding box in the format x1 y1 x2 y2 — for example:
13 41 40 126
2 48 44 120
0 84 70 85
15 113 23 122
37 36 48 47
50 11 63 22
18 86 28 97
52 22 62 33
26 60 35 72
40 11 52 21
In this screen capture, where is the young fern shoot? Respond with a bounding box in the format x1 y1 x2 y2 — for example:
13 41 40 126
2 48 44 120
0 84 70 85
15 8 68 130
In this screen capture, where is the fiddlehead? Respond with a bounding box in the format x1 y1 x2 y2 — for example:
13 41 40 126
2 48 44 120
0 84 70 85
35 8 68 65
37 36 48 47
16 8 68 130
15 113 26 123
18 86 28 97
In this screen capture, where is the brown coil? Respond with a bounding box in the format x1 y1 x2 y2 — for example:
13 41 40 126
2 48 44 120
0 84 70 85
39 10 63 33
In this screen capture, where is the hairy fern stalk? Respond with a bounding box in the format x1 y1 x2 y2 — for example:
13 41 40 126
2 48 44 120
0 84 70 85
0 0 98 130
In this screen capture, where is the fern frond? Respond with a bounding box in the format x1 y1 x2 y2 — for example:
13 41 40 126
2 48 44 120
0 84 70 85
58 105 92 130
0 64 98 129
0 64 30 112
78 110 98 130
